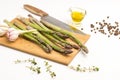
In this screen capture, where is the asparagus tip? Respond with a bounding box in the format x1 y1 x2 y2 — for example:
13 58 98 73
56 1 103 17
64 44 73 49
64 49 73 54
81 46 89 54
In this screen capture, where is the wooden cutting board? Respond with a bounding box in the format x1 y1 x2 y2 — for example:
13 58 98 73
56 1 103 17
0 18 90 65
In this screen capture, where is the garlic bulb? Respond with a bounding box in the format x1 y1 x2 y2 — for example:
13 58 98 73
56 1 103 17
6 28 19 41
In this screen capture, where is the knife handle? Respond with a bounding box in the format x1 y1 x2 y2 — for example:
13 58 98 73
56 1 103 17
24 4 48 17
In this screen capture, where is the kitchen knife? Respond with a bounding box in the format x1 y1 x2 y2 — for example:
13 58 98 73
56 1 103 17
24 4 86 35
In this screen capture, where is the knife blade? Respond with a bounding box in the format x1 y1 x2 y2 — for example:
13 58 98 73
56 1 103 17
24 4 86 35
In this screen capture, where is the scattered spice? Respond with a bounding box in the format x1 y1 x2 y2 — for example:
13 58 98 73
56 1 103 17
90 16 120 39
90 24 94 28
81 28 83 30
107 16 109 19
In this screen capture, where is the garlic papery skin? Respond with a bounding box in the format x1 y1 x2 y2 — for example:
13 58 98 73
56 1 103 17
0 26 9 36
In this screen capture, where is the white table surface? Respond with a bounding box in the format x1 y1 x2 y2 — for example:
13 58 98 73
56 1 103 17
0 0 120 80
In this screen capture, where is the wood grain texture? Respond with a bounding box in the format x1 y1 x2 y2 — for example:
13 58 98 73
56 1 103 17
0 18 90 65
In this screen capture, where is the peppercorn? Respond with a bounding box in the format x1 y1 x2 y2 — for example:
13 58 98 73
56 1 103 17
81 28 83 30
90 16 120 39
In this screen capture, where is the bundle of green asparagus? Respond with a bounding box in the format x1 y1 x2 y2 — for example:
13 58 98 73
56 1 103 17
4 15 88 55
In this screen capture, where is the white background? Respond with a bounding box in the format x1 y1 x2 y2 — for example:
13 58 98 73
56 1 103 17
0 0 120 80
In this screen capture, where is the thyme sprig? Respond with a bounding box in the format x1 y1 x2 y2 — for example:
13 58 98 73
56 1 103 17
69 64 99 72
44 61 56 78
14 58 56 78
14 58 37 65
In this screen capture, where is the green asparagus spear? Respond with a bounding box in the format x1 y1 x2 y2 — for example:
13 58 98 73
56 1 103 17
41 20 88 53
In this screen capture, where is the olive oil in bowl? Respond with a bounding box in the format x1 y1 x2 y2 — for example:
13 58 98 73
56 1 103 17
70 7 86 26
71 11 85 22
